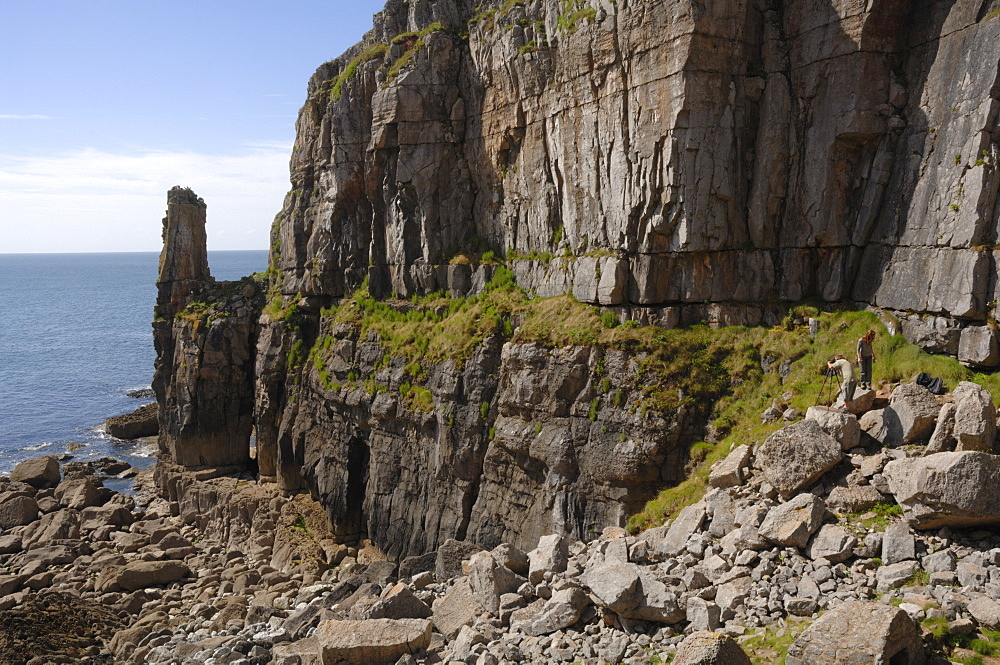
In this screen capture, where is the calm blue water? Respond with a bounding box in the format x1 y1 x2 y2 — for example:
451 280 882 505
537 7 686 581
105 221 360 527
0 250 267 476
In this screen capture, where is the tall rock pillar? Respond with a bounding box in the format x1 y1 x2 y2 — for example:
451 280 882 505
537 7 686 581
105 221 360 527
156 186 210 316
153 187 257 468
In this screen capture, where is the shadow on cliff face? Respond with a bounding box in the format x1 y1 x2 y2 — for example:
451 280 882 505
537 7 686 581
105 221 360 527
852 0 997 312
775 0 926 302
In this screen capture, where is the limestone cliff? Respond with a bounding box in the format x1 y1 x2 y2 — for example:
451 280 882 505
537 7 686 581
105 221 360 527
155 0 1000 560
274 0 1000 355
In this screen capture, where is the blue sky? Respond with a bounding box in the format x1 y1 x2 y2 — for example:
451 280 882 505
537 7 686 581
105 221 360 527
0 1 385 253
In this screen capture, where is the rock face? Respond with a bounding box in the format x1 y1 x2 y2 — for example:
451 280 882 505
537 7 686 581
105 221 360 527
267 0 1000 342
884 451 1000 529
250 331 694 558
152 0 1000 563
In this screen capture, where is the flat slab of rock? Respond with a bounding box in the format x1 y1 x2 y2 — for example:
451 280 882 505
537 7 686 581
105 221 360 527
657 502 706 556
785 601 924 665
105 402 159 439
825 485 884 513
754 420 842 498
884 451 1000 529
673 630 751 665
315 618 431 665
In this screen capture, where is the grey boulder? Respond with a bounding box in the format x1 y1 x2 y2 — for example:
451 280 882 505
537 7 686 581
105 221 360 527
758 494 826 548
754 420 842 498
785 601 923 665
884 451 1000 529
673 631 751 665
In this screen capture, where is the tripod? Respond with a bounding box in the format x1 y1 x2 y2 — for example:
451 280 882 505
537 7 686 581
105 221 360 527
816 369 836 406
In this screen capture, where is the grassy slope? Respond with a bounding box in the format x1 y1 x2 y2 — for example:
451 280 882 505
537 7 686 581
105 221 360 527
627 305 1000 532
298 274 1000 532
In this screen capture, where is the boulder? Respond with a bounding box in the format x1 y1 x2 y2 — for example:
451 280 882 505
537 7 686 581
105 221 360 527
967 597 1000 630
22 508 80 547
435 539 483 581
467 550 525 614
657 502 706 556
491 543 529 576
430 578 482 640
925 403 957 454
54 477 103 509
527 534 569 584
876 561 919 591
825 485 884 513
715 576 753 619
509 586 589 636
315 618 432 665
105 402 159 439
708 444 751 489
754 420 842 498
882 383 941 445
805 407 861 451
365 584 432 621
884 452 1000 529
673 631 751 665
10 457 60 489
80 505 134 531
758 494 826 548
581 562 684 624
951 382 996 452
844 388 876 415
785 601 924 665
959 324 1000 367
0 535 22 554
104 561 190 592
685 597 721 632
399 552 437 580
399 552 438 579
881 522 915 564
805 524 857 563
784 597 819 616
921 550 956 573
0 495 39 529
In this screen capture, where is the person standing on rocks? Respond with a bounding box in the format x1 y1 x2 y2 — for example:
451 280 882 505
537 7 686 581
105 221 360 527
827 355 857 409
856 329 876 390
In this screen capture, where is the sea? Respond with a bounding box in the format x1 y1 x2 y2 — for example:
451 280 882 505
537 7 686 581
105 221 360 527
0 250 267 480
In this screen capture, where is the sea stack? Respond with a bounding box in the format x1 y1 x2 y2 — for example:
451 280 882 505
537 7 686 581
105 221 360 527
152 187 259 468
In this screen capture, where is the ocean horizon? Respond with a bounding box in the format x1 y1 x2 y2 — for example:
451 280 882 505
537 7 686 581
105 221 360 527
0 249 268 477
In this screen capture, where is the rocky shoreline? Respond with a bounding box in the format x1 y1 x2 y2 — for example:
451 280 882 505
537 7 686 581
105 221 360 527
2 378 1000 664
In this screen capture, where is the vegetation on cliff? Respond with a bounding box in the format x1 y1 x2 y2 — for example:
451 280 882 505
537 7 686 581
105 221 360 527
629 307 1000 532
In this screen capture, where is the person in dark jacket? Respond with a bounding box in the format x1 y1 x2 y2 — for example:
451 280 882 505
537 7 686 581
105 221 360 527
856 329 876 390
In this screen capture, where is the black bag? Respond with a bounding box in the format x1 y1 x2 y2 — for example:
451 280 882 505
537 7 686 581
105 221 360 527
915 372 946 395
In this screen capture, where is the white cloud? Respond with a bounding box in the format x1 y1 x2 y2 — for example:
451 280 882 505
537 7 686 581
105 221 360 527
0 114 52 120
0 146 292 253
